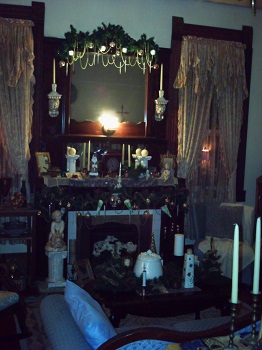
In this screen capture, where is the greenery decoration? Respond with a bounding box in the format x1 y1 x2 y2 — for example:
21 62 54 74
58 23 159 66
35 183 189 221
194 239 222 284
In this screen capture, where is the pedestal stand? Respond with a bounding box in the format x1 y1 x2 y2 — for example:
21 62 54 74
45 250 67 288
223 301 239 349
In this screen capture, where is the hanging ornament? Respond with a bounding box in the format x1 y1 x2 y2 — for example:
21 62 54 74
85 212 91 218
96 199 103 215
124 199 132 211
77 212 82 217
161 205 172 218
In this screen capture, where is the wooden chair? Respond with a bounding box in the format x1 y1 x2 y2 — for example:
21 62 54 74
0 263 31 344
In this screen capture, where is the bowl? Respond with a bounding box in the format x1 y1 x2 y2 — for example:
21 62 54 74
133 250 163 280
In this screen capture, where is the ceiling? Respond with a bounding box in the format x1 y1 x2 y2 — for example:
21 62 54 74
203 0 262 10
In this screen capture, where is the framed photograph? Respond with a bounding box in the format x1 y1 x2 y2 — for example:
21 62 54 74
160 153 177 171
75 259 95 288
35 152 51 177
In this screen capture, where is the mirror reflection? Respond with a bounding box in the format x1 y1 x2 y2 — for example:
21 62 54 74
70 57 146 124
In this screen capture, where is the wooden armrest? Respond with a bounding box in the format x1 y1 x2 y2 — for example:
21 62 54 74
97 312 253 350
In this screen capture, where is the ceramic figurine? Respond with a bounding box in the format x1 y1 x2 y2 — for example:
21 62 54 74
45 210 67 252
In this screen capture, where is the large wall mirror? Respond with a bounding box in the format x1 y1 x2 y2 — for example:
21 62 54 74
70 56 146 125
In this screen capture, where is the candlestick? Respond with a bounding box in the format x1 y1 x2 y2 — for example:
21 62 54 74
231 224 239 304
142 263 146 287
122 144 125 164
128 145 131 167
253 217 261 294
87 140 91 172
160 64 163 90
53 58 56 84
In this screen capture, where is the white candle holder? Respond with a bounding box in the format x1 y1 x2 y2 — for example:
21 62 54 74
132 155 152 169
65 154 80 173
48 84 62 118
155 90 168 121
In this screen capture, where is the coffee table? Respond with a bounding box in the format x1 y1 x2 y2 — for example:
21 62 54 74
95 281 231 327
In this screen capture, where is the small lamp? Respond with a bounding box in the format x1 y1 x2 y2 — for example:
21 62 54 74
99 114 119 135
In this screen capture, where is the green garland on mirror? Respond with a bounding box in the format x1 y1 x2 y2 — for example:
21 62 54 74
58 23 159 65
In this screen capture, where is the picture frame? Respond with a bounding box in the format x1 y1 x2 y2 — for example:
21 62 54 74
75 259 95 288
35 152 51 177
160 153 177 172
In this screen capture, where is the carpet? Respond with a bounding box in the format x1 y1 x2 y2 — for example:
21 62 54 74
23 295 252 350
25 296 51 350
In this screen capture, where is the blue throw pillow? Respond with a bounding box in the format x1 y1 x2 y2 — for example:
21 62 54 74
64 280 116 350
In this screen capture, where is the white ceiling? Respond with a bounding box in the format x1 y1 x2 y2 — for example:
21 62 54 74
203 0 262 10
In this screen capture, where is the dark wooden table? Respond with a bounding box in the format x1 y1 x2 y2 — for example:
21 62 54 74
95 281 231 327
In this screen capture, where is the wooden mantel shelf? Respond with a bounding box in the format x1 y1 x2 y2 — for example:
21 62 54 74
43 175 178 188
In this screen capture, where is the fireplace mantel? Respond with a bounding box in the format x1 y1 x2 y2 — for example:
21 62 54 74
43 175 179 188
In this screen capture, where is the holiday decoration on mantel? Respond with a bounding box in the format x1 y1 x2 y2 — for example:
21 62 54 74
35 183 188 222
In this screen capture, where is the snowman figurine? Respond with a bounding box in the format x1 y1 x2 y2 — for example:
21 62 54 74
89 153 99 177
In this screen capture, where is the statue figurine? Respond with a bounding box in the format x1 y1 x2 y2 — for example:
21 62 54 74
161 162 174 182
45 210 67 252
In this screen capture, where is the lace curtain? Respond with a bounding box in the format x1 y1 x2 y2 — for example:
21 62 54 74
0 17 35 202
174 36 248 239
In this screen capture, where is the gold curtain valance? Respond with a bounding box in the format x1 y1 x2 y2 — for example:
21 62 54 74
174 36 248 100
0 17 34 27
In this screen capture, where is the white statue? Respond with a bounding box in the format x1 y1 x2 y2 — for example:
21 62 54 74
45 210 67 252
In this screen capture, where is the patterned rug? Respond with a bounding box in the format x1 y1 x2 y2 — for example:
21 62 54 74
25 296 51 350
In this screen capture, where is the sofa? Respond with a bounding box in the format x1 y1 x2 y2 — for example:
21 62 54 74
40 281 253 350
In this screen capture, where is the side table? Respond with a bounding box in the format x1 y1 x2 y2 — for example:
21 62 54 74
0 207 37 287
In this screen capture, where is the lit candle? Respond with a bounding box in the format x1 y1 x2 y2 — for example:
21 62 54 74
231 224 239 304
253 217 261 294
87 140 91 172
142 263 147 287
160 64 163 90
53 58 56 84
128 145 131 167
122 144 125 164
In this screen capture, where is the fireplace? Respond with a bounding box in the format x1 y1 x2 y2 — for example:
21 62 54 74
67 209 161 263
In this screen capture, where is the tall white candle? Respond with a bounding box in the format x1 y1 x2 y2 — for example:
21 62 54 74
53 58 56 84
82 142 86 169
87 140 91 172
160 64 163 90
253 217 261 294
174 234 184 256
122 144 125 164
119 162 122 178
142 264 147 287
128 145 131 167
231 224 239 304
